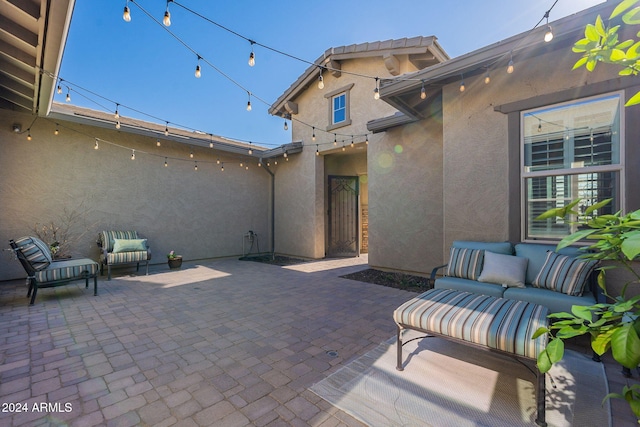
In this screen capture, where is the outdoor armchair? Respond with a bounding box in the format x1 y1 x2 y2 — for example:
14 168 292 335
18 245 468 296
97 230 151 280
9 236 98 305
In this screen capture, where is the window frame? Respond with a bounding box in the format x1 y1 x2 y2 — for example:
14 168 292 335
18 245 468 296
325 83 354 131
520 91 626 243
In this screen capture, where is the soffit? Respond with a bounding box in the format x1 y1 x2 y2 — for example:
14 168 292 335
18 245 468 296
0 0 74 115
268 36 449 117
379 1 615 120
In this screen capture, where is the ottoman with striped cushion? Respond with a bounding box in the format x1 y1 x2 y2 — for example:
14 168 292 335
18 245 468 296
393 288 549 426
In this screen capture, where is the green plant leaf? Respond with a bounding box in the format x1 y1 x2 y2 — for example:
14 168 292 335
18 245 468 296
537 349 552 373
591 328 615 355
624 7 640 24
532 327 549 339
557 325 588 339
611 0 640 19
571 305 594 322
572 56 589 70
584 198 613 215
546 338 565 364
611 49 628 61
611 323 640 368
557 228 598 250
621 230 640 260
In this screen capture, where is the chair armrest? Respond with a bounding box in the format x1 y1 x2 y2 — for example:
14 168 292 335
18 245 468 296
430 264 448 282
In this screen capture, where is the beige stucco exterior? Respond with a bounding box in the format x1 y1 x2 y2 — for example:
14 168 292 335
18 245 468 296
0 108 270 281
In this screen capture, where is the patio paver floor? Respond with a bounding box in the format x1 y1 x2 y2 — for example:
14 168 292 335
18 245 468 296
0 255 635 426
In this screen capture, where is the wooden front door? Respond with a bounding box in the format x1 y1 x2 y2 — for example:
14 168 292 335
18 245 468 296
327 175 359 257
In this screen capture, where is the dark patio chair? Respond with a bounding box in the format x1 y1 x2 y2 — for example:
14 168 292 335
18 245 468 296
9 236 99 305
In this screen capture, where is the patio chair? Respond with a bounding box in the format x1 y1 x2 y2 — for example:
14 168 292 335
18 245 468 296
97 230 151 280
9 236 99 305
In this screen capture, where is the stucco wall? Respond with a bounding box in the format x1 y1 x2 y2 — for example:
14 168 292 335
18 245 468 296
276 56 404 259
368 118 443 275
0 109 270 281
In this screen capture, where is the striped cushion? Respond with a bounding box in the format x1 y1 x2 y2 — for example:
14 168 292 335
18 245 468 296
393 289 548 359
34 259 99 282
445 248 484 280
107 251 148 264
532 251 597 296
101 231 139 252
14 236 52 271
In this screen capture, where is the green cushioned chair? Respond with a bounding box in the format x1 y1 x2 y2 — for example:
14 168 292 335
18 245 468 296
97 230 152 280
10 236 99 305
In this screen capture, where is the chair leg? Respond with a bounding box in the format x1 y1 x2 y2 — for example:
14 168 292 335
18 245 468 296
145 260 149 275
29 283 38 305
136 262 140 272
93 276 98 296
107 265 111 281
26 277 33 297
536 369 547 427
396 325 404 371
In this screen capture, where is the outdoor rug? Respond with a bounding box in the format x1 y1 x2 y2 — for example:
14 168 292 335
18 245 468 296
310 330 610 427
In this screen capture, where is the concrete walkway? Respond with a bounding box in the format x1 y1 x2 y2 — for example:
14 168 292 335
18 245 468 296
0 256 634 426
0 255 417 426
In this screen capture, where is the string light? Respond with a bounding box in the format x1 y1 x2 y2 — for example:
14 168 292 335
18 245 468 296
248 142 253 155
312 127 316 142
114 103 120 119
65 88 71 102
283 120 288 131
94 139 99 150
189 151 194 158
164 122 169 136
54 124 59 135
195 56 202 78
27 129 31 141
164 157 168 167
57 84 62 94
283 150 287 158
156 139 161 146
459 75 465 92
194 161 198 171
248 41 255 66
544 11 553 42
373 77 380 100
163 1 171 26
484 69 491 84
246 92 252 111
216 158 220 164
316 145 319 156
123 1 131 22
221 162 225 171
507 52 514 74
334 134 337 146
350 135 354 148
318 68 324 90
131 149 136 160
365 134 369 145
420 81 426 100
115 120 121 129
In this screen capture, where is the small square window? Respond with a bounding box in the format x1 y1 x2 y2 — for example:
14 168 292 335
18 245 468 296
325 83 353 131
333 94 346 124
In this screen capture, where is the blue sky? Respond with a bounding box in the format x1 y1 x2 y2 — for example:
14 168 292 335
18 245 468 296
57 0 605 148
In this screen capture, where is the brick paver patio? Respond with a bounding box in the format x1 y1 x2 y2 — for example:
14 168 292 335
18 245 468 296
0 255 417 426
0 255 635 426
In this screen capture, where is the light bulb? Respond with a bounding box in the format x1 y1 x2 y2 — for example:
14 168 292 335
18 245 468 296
194 162 198 171
284 120 288 131
123 5 131 22
248 143 253 155
318 74 324 90
459 81 465 92
195 64 201 78
312 128 315 141
54 125 59 135
156 139 161 147
507 60 514 74
283 151 287 158
420 85 426 100
216 158 220 164
190 152 194 159
247 101 252 111
131 150 135 160
27 131 31 141
484 72 491 84
65 91 71 102
163 10 171 26
334 135 337 146
248 51 255 67
115 121 121 130
94 140 99 150
221 163 224 171
544 25 553 42
114 107 120 119
366 135 369 145
57 85 62 94
209 142 213 148
164 123 169 136
316 145 319 156
164 158 168 167
373 87 380 100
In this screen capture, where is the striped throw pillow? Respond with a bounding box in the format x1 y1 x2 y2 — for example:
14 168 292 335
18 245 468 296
14 236 52 271
532 251 597 296
445 248 484 280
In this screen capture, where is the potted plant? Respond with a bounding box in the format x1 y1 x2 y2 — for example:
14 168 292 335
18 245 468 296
167 251 183 269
